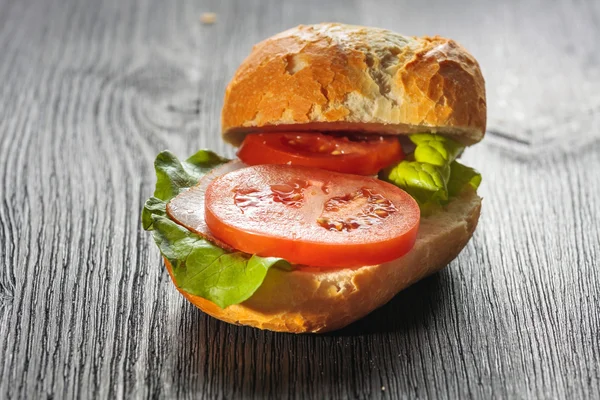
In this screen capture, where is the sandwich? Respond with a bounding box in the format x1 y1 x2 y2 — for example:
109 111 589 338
142 23 486 333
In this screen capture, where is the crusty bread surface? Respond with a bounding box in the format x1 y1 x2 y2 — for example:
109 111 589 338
165 188 481 333
222 23 486 146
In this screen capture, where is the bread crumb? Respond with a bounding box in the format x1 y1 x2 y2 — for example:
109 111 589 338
200 12 216 24
381 386 385 391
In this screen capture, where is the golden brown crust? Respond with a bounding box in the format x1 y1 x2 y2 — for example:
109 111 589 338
165 188 482 333
221 23 487 146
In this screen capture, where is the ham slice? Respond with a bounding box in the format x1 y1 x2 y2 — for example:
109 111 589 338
167 160 246 251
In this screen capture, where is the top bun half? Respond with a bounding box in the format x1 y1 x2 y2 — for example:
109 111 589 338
221 23 486 146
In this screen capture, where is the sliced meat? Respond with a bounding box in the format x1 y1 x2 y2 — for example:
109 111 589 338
167 160 246 251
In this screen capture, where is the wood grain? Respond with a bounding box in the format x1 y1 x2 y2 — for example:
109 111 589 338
1 0 599 398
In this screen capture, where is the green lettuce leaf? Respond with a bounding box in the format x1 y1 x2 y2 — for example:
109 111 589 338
447 161 482 197
410 133 463 167
382 134 481 212
153 150 228 201
142 150 289 309
385 160 449 205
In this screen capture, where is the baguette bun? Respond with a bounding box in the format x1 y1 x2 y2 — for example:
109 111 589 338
222 23 486 147
165 188 481 333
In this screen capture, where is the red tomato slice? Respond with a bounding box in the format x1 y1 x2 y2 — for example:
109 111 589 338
237 132 403 175
204 165 420 268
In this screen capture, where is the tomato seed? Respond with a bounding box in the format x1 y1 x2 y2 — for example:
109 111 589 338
375 209 389 217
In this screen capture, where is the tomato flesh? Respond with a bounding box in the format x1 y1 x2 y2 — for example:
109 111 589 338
204 165 420 268
237 132 403 175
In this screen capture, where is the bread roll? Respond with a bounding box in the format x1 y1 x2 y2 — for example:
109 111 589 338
166 188 481 333
222 23 486 146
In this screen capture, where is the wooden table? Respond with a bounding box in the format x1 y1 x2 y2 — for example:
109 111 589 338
1 0 599 398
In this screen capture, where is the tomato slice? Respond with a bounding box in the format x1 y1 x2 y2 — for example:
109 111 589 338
237 132 403 175
204 165 420 268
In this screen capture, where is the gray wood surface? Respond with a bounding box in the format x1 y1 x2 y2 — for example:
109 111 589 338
1 0 599 398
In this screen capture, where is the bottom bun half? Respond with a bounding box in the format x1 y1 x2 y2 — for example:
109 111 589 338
165 189 481 333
